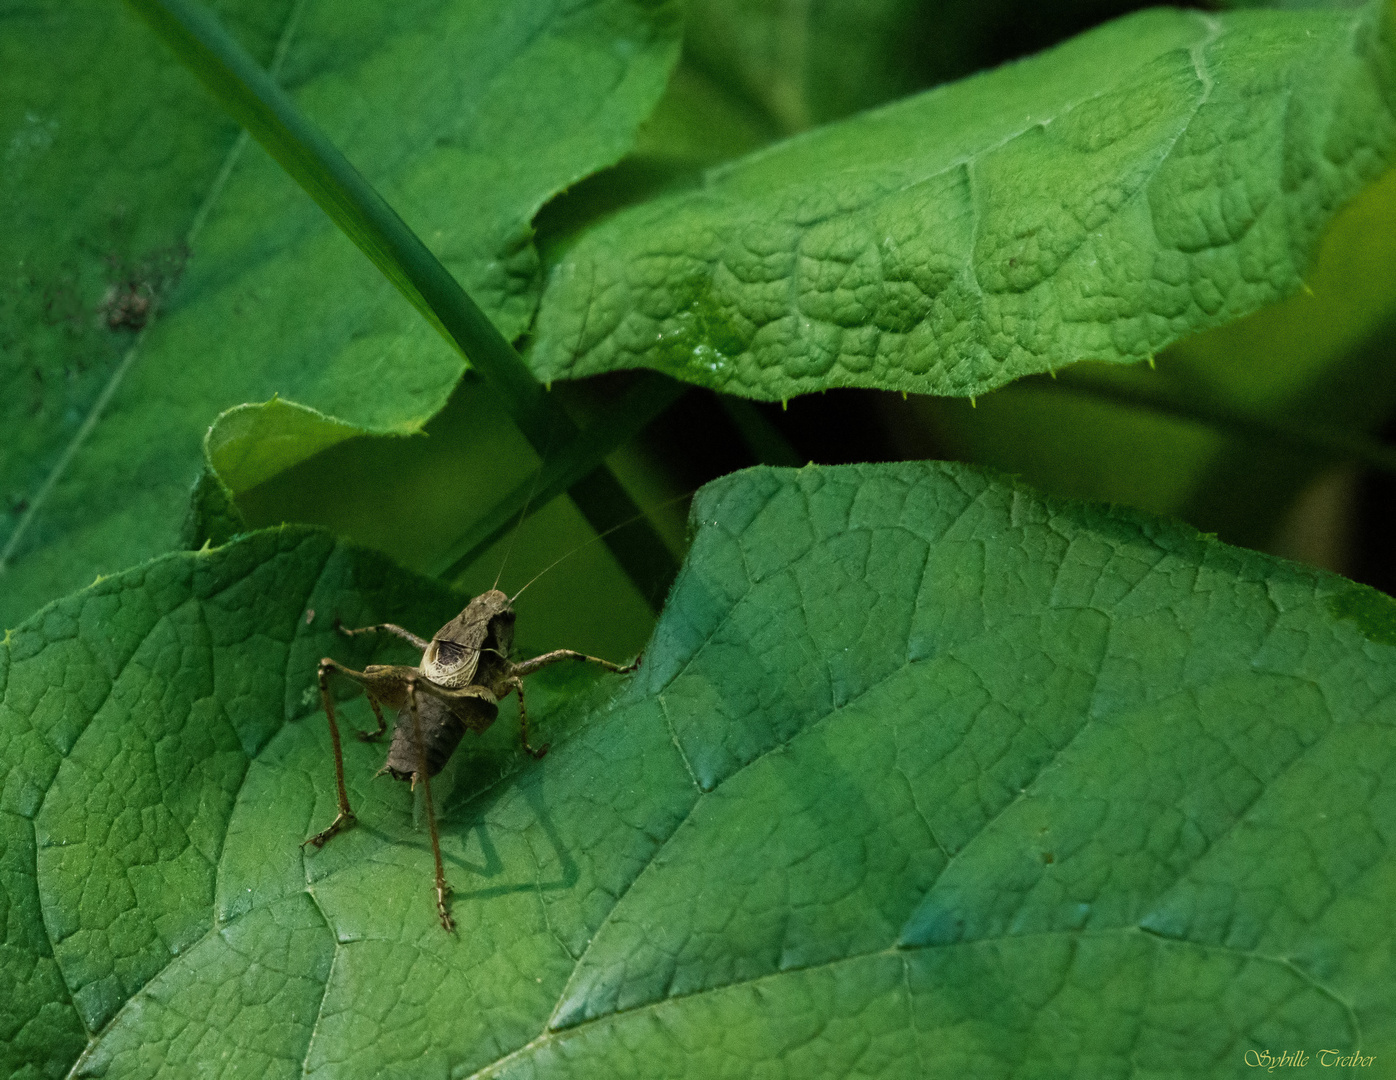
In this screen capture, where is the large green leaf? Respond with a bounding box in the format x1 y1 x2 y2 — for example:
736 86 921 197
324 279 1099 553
530 1 1396 401
0 0 680 631
920 162 1396 556
4 463 1394 1077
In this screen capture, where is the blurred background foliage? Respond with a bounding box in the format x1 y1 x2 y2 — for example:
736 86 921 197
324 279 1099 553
234 0 1396 663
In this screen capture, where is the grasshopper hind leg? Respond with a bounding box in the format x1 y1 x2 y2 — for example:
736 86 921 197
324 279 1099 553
406 675 455 932
302 658 359 848
304 658 414 849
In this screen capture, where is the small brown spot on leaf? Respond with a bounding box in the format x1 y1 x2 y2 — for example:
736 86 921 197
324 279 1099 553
100 283 151 331
96 242 189 333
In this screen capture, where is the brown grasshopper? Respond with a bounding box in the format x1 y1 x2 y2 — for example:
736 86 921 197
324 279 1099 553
303 588 639 930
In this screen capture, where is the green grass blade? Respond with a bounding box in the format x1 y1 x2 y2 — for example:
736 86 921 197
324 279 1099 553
123 0 548 443
434 376 688 584
123 0 680 595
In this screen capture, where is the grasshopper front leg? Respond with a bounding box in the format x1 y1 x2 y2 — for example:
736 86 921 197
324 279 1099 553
505 676 549 759
336 619 431 651
509 649 641 679
354 694 389 742
329 616 421 742
332 622 423 743
505 650 642 759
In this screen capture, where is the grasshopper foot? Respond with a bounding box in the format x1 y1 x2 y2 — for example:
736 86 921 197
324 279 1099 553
527 741 551 761
302 811 356 849
435 881 455 932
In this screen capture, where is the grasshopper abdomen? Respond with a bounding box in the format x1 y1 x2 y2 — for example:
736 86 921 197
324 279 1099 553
380 692 495 781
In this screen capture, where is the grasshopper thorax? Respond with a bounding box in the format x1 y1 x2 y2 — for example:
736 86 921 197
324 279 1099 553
422 588 516 689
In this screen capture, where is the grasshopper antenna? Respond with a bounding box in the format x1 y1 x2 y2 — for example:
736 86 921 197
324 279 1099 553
493 433 556 592
509 488 698 606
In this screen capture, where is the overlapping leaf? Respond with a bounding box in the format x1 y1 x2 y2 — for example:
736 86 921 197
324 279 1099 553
0 0 680 631
3 462 1392 1077
920 164 1396 558
531 1 1396 401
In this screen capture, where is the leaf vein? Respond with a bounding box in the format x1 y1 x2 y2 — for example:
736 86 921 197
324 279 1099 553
482 926 1349 1076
